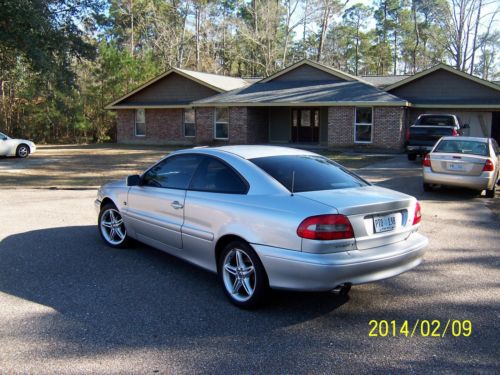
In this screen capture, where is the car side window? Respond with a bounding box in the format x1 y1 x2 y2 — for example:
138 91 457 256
189 157 248 194
142 154 203 189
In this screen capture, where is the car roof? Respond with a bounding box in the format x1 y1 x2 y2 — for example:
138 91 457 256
212 145 317 159
440 136 490 142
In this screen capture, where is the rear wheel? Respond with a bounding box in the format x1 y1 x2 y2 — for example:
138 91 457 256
219 240 268 309
485 184 496 198
407 153 417 161
16 144 29 158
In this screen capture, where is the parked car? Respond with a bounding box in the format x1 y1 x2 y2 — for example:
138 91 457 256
405 114 468 161
423 136 499 197
0 132 36 158
96 146 428 308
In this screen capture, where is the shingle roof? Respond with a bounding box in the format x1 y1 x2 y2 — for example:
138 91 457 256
361 75 410 88
176 68 249 91
193 80 407 106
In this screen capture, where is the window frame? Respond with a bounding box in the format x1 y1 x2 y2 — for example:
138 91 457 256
354 107 373 144
183 108 196 138
188 155 249 195
214 107 229 140
140 154 203 190
135 109 146 137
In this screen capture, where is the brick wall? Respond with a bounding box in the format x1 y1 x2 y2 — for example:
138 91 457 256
327 106 405 150
373 107 405 149
327 106 355 147
195 108 214 145
247 108 269 143
116 108 194 145
228 107 248 144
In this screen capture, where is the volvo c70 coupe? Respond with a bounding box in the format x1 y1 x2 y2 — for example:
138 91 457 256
96 146 428 308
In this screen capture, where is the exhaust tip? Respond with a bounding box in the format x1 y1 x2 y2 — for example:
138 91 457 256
331 283 352 296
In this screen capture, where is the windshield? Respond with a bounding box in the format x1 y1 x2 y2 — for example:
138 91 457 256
250 155 368 193
415 115 455 126
0 132 8 139
434 140 489 156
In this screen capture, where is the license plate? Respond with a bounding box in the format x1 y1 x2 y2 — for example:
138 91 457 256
447 163 464 171
373 214 397 233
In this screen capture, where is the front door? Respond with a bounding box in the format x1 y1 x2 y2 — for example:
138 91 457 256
291 109 320 143
125 154 203 250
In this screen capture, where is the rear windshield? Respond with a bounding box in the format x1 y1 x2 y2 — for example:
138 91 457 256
250 155 368 193
434 140 489 156
415 115 455 126
410 127 454 136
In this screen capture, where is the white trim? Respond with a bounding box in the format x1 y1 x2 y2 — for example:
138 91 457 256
353 107 373 144
135 109 146 137
214 108 229 140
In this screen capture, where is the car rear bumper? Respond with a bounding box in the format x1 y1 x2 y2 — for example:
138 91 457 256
423 167 495 190
407 145 433 153
252 232 428 292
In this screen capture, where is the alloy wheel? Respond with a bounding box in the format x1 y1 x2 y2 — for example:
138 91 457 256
100 208 127 245
222 248 256 302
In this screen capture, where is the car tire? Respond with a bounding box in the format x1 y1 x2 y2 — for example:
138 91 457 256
219 240 268 309
423 183 433 192
485 184 496 198
407 153 417 161
16 144 30 158
98 203 131 248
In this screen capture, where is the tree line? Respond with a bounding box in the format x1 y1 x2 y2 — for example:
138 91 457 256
0 0 498 143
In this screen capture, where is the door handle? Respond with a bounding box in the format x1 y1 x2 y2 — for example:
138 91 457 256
171 201 184 209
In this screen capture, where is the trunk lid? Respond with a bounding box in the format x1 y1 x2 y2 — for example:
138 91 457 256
429 153 487 176
297 186 418 250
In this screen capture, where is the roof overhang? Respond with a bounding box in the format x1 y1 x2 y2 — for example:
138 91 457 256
192 101 409 107
410 103 500 109
385 64 500 93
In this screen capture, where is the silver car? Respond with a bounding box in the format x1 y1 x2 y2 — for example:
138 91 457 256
422 136 499 197
96 146 428 308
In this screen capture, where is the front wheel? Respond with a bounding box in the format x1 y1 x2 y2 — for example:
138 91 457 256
16 144 30 158
219 241 268 309
98 203 130 248
485 184 496 198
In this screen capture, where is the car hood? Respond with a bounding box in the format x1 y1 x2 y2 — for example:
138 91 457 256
296 185 415 216
102 179 127 189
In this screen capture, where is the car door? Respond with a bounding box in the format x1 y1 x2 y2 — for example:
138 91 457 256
0 133 9 156
182 156 249 271
126 154 203 251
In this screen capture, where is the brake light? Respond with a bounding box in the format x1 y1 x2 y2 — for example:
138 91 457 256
483 159 494 172
297 214 354 240
452 128 459 136
422 154 431 167
413 201 422 225
405 128 410 142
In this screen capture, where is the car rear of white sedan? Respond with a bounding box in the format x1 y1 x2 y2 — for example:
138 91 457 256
96 146 428 308
422 137 499 197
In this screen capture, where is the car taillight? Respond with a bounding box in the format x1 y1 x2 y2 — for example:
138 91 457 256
483 159 494 172
452 128 459 136
297 214 354 240
413 201 422 225
405 128 410 142
422 154 431 167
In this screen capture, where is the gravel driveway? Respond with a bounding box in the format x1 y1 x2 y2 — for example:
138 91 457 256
0 155 498 373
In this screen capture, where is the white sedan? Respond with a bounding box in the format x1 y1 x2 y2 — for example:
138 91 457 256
0 132 36 158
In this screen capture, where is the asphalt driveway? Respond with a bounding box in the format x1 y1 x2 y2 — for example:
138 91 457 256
0 155 498 373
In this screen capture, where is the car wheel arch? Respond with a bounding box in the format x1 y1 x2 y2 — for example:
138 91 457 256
215 234 255 272
100 197 116 210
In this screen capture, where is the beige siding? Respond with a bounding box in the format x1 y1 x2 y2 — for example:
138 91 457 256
121 73 219 105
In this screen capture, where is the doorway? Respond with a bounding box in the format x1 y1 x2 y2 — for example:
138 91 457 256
291 108 319 143
491 112 500 144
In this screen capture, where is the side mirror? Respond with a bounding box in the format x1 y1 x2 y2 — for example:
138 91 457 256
127 174 142 186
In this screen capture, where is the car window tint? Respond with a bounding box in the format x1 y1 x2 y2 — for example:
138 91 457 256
250 155 368 192
142 154 203 189
190 157 247 194
434 140 489 156
415 115 455 126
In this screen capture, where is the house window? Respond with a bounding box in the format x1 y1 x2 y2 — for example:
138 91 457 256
354 107 373 143
135 109 146 136
214 108 229 139
184 109 196 137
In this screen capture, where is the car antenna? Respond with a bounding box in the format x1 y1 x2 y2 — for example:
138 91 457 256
291 170 295 196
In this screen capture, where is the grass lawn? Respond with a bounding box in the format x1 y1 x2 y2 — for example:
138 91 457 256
0 144 393 189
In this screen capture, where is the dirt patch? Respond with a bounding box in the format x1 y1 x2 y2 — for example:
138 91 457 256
0 144 393 189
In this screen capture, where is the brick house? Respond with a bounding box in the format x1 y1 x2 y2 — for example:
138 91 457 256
106 60 500 149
